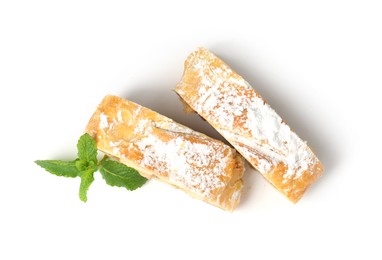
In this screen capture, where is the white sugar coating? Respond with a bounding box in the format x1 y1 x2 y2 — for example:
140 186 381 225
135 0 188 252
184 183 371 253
231 190 241 202
134 120 229 196
109 140 122 155
99 113 109 130
185 49 318 180
117 110 122 122
134 118 149 134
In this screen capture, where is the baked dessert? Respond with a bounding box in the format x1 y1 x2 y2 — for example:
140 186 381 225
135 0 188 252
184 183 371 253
85 95 245 211
175 48 324 203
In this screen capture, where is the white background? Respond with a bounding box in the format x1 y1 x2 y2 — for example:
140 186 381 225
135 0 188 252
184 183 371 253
1 0 381 259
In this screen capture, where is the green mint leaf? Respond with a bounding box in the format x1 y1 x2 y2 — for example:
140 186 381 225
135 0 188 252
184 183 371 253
100 158 147 191
79 169 95 202
36 134 145 203
77 133 97 164
35 160 79 178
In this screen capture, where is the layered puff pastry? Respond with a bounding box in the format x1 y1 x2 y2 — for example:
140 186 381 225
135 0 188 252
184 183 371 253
85 95 245 211
175 48 324 203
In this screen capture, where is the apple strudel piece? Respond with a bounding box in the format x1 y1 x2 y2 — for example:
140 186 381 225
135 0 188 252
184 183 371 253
174 48 324 203
85 95 245 211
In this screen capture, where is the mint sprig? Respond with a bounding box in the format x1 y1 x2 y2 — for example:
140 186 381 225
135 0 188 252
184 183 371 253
35 133 148 202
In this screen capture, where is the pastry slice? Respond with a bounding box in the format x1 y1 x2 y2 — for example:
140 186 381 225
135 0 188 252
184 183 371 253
175 48 324 203
85 95 245 211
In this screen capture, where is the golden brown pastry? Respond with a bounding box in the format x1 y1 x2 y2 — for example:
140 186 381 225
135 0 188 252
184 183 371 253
175 48 324 203
85 95 245 211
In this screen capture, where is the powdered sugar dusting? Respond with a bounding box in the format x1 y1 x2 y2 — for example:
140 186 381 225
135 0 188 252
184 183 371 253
99 113 109 130
134 119 149 134
184 48 318 180
117 110 122 122
135 120 229 196
231 190 241 202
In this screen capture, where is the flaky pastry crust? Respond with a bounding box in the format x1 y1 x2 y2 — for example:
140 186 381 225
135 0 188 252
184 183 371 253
175 48 324 203
86 95 245 211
